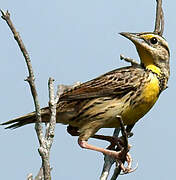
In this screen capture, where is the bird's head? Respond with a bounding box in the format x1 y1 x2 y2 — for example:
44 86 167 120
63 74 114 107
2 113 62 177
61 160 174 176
120 32 170 78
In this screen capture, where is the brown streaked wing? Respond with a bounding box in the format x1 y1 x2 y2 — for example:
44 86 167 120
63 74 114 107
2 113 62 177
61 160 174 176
59 66 142 101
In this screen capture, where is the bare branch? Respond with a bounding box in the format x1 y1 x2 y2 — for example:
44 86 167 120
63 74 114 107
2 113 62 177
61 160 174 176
1 10 59 180
154 0 164 35
99 128 120 180
120 54 139 66
0 9 43 142
45 78 56 143
39 81 63 179
160 8 164 35
45 80 63 151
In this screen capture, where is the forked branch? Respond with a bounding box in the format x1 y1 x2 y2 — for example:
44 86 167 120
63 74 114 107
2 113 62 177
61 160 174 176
1 10 59 180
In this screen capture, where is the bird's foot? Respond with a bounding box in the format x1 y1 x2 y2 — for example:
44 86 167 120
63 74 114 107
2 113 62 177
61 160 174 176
116 151 138 174
106 144 134 174
105 136 137 174
78 138 136 174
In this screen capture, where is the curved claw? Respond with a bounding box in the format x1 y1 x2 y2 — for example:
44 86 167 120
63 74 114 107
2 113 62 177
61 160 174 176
120 162 138 175
115 152 138 175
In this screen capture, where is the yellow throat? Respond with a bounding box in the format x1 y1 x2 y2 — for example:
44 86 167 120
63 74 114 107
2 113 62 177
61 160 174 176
135 34 161 75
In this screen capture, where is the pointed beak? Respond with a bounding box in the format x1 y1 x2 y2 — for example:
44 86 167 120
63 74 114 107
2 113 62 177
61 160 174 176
119 32 144 46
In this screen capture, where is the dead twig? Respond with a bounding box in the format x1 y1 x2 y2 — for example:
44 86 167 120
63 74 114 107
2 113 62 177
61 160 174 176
0 9 43 142
154 0 164 35
99 128 120 180
1 10 59 180
120 54 139 66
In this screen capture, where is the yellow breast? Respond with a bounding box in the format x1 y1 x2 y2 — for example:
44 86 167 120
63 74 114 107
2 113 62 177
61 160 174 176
122 73 160 125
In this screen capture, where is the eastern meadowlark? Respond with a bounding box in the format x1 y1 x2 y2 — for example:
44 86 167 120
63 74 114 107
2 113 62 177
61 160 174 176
1 32 170 170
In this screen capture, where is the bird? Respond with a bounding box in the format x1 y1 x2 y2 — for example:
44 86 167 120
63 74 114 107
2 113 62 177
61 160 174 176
1 32 170 171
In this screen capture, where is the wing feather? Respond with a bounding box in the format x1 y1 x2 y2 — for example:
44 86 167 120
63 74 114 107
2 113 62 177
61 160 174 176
60 66 142 101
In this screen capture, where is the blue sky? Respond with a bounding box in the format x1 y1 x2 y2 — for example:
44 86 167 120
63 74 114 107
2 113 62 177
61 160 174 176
0 0 176 179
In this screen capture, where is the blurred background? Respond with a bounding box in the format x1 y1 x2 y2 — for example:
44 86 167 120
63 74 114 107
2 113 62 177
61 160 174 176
0 0 175 179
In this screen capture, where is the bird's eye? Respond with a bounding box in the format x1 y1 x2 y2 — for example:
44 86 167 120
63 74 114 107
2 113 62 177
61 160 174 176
150 37 158 44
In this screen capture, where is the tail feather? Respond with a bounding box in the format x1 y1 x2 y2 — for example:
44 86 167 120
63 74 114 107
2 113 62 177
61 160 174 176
1 112 37 129
1 105 76 129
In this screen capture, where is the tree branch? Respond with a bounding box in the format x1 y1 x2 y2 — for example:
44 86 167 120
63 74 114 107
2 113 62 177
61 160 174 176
1 10 59 180
0 9 43 143
99 128 120 180
154 0 164 35
120 54 139 66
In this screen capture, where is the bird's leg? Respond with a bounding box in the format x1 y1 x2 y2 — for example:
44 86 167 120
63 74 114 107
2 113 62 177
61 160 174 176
92 134 135 173
78 137 134 174
67 125 131 156
78 138 126 160
114 116 137 174
68 122 135 174
67 125 132 154
93 132 133 148
76 121 131 169
91 124 136 174
67 125 132 147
